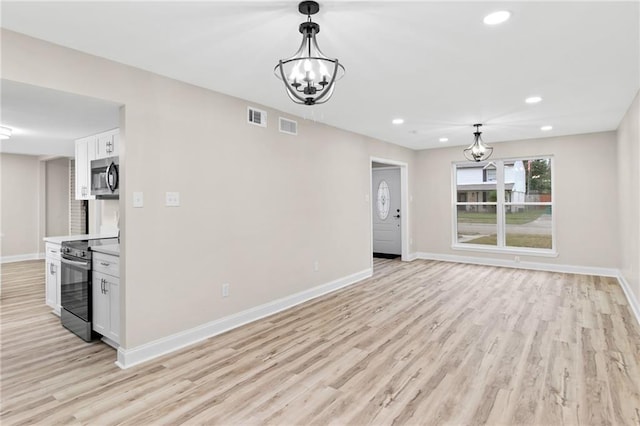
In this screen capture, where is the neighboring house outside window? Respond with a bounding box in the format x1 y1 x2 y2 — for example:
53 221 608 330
453 158 554 254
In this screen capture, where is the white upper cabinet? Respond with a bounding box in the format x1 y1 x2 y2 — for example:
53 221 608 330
75 129 119 200
95 129 119 159
75 135 96 200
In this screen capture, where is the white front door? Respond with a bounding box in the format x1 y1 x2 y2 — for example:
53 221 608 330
372 167 401 255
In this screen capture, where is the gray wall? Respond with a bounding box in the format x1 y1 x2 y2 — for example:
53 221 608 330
1 30 416 349
1 153 41 259
2 28 637 355
413 131 620 269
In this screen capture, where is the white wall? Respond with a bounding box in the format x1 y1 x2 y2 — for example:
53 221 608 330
45 157 70 238
0 30 416 350
3 28 635 360
0 153 41 259
100 199 119 234
413 131 620 270
617 91 640 311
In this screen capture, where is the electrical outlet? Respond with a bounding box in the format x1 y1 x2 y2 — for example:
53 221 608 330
514 256 520 263
165 192 180 207
314 261 319 272
222 283 230 298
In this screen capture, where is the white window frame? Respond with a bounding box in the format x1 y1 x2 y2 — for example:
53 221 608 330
451 156 557 257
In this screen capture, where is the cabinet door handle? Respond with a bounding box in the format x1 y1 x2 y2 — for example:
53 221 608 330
100 262 110 267
100 278 105 294
49 263 54 274
103 279 108 294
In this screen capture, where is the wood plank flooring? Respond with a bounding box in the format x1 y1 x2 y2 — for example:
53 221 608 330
1 259 640 425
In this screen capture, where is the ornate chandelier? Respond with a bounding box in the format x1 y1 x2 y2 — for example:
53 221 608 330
274 1 345 106
464 123 494 162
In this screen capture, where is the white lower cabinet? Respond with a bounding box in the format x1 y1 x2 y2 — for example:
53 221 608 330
92 252 120 346
45 242 61 315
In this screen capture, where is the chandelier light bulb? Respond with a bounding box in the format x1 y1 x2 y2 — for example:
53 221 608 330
289 63 302 82
318 61 330 78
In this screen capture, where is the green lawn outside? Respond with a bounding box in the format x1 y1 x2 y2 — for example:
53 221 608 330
457 208 547 225
463 233 552 249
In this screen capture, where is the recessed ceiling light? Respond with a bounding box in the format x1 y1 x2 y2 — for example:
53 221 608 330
541 125 553 131
439 137 449 142
392 118 404 125
525 96 542 104
483 11 511 25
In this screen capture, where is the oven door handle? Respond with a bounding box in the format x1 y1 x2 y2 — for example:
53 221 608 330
61 256 91 270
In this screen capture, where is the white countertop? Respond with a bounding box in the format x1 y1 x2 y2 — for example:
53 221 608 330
91 244 120 257
43 233 118 244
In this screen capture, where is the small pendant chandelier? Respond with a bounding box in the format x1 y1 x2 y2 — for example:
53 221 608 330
274 1 345 106
464 123 494 162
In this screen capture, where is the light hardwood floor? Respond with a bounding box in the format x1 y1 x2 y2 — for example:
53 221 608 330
1 259 640 425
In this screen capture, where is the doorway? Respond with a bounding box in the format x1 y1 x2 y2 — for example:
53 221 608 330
372 166 401 257
370 157 409 265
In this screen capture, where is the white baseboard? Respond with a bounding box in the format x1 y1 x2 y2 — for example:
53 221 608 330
403 252 418 261
411 251 619 277
617 274 640 327
116 267 373 369
1 252 44 264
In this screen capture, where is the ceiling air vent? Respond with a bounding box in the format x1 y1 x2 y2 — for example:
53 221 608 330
248 106 267 127
279 117 298 135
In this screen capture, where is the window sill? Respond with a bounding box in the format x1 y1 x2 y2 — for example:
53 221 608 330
452 243 558 258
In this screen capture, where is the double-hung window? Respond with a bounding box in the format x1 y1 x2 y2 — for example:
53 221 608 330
453 157 554 254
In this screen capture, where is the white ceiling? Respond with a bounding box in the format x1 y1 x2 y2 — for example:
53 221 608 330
0 80 120 156
1 1 638 154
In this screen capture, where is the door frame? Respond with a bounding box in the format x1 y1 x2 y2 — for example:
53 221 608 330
370 157 410 267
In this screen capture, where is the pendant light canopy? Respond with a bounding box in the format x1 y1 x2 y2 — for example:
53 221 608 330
464 124 493 162
274 1 345 106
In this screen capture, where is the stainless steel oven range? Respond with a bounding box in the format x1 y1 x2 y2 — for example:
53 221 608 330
60 238 117 341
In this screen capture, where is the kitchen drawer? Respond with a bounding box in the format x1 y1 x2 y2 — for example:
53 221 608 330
93 252 119 277
45 242 61 260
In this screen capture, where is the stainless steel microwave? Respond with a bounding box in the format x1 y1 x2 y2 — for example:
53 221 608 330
90 157 119 199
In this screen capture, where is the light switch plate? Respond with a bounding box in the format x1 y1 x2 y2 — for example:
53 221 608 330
165 192 180 207
133 192 144 208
